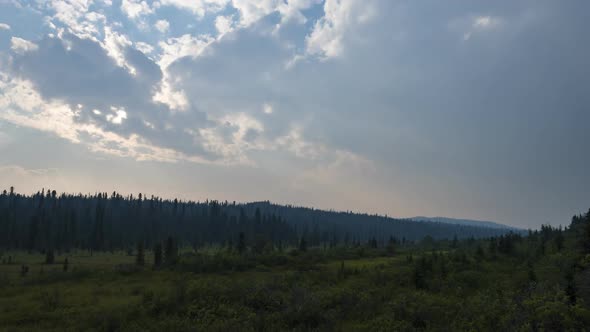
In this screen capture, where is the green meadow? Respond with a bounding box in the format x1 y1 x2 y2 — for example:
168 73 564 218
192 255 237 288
1 242 589 332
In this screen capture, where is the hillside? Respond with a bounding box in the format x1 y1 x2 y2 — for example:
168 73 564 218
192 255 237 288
410 216 521 231
0 190 516 252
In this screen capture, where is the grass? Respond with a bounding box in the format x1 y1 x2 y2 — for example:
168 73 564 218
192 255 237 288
0 250 404 331
0 247 588 331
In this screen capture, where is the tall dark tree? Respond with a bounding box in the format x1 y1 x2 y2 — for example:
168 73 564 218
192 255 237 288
555 228 564 252
237 232 246 254
164 237 178 265
451 235 458 249
136 241 145 266
299 236 307 252
565 269 577 305
45 249 55 264
387 236 396 255
153 243 162 267
28 216 39 251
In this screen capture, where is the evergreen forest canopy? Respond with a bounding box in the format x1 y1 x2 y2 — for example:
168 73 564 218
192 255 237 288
0 187 518 253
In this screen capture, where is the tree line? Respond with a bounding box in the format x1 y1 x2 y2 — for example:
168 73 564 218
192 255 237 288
0 187 517 253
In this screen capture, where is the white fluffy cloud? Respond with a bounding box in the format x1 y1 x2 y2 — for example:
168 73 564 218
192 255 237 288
0 23 11 30
305 0 375 59
135 41 154 54
103 26 136 74
157 0 229 17
10 37 39 54
121 0 154 20
0 74 209 163
154 19 170 33
46 0 105 40
157 34 214 69
215 15 234 35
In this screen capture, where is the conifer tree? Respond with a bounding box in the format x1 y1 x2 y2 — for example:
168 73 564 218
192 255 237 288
299 236 307 252
153 243 162 267
165 237 178 265
136 241 145 266
45 249 55 264
237 232 246 254
555 228 564 252
451 235 458 249
387 236 396 255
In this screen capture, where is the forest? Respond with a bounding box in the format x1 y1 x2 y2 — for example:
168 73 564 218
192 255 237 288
0 188 589 331
0 187 515 253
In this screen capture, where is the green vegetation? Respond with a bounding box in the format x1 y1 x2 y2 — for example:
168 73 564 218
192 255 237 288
1 189 590 330
0 209 589 331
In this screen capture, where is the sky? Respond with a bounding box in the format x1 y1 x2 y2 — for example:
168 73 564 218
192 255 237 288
0 0 588 229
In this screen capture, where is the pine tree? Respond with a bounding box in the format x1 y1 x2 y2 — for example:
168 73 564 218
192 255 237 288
338 261 345 280
488 237 497 257
583 221 590 254
153 243 162 267
299 236 307 252
237 232 246 254
20 265 29 277
528 268 537 283
136 241 145 266
369 237 378 249
475 245 485 261
565 269 577 304
387 236 396 255
45 249 55 264
555 227 564 251
165 237 178 265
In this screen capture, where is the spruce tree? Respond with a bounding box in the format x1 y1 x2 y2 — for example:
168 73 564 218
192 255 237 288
164 237 178 265
387 236 396 255
153 243 162 267
45 249 55 264
555 228 564 252
136 242 145 266
451 235 458 249
237 232 246 254
299 236 307 252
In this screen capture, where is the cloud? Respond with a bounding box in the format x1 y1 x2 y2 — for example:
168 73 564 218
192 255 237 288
103 26 135 74
135 41 154 54
463 15 502 40
154 19 170 33
46 0 105 40
2 0 590 226
0 165 59 177
121 0 154 20
0 75 208 163
106 107 128 124
10 37 39 54
305 0 376 59
157 34 214 69
157 0 229 17
157 0 320 29
0 23 11 30
215 15 234 35
262 103 273 114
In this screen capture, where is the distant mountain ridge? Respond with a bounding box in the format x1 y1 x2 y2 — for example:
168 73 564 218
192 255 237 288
242 201 520 240
410 216 521 231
